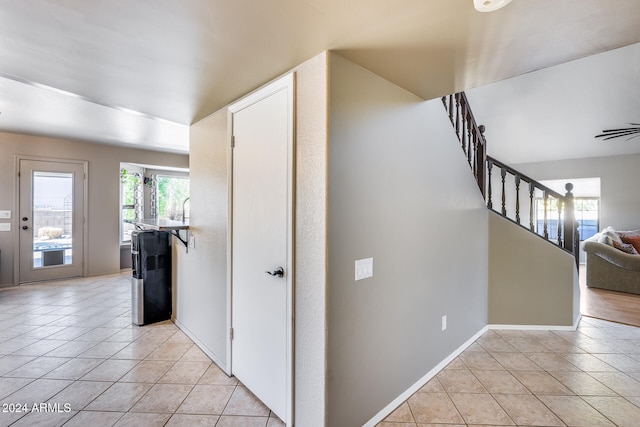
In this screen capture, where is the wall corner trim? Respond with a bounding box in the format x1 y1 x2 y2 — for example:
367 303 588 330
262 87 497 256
363 325 489 427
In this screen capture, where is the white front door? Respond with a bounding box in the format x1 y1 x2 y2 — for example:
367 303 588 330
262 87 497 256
230 74 294 423
19 159 86 283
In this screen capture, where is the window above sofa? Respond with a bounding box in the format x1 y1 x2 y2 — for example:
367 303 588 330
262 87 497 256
534 197 599 242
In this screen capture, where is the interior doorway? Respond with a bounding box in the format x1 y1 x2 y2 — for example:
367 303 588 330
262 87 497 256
229 73 295 424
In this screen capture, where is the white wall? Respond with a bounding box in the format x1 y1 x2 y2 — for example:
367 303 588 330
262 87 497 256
174 108 229 367
0 132 188 286
291 53 329 425
327 53 489 427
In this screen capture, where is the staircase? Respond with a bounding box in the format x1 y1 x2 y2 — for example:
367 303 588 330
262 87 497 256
442 92 580 266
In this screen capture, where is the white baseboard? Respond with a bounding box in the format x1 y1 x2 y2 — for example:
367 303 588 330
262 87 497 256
363 325 489 427
489 315 581 332
363 316 583 426
174 318 228 373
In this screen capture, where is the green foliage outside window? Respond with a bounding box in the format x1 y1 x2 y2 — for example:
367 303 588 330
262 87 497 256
157 176 190 220
120 170 141 243
121 170 138 207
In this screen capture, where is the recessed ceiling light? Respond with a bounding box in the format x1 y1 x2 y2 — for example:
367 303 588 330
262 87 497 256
474 0 512 12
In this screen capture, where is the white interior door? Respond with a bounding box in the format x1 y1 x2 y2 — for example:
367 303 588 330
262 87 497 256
19 159 85 283
230 74 294 423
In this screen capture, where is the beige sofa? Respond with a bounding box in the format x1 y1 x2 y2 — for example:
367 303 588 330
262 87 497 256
582 227 640 294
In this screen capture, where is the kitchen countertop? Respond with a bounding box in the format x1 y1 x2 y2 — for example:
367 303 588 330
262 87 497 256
124 218 189 231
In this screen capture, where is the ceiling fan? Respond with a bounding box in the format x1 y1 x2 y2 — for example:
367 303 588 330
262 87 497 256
595 124 640 141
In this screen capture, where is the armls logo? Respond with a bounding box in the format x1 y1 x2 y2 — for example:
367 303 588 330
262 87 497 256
31 403 72 413
2 403 72 413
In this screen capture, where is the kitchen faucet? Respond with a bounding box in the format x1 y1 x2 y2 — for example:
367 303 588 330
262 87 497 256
182 197 190 223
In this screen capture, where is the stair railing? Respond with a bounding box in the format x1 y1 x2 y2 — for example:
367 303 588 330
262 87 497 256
442 92 486 197
442 92 579 266
487 157 579 263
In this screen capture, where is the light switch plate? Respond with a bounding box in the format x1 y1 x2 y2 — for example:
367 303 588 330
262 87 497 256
188 233 196 249
355 257 373 281
0 210 10 219
0 223 10 232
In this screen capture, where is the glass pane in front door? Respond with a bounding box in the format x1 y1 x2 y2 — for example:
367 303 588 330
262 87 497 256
32 171 74 268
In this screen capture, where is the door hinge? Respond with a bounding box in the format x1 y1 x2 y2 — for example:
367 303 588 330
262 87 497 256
231 136 235 148
230 327 234 340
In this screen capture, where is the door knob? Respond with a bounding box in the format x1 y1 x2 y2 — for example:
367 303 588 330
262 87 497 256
21 225 29 230
22 217 28 221
265 267 284 278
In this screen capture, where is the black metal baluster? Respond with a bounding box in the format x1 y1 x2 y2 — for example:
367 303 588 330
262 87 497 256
487 160 493 209
469 127 475 167
461 102 467 153
543 190 549 240
529 182 535 231
557 199 563 246
455 95 461 142
477 126 486 197
472 132 478 182
515 175 521 224
501 168 507 216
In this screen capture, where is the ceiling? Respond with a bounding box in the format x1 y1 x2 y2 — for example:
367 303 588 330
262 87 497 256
467 42 640 165
1 0 640 154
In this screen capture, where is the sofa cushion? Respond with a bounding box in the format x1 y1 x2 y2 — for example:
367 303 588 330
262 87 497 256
619 229 640 237
613 240 640 255
583 240 640 270
621 234 640 254
600 226 623 246
598 234 612 245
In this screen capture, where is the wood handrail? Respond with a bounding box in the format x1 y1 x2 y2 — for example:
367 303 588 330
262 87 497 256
442 93 486 197
487 156 564 201
487 155 579 264
442 92 579 267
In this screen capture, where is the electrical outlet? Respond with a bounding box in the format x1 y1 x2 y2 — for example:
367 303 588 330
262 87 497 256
0 223 10 232
441 315 447 331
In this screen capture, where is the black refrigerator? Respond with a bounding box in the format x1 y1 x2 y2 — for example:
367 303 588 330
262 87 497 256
131 230 172 326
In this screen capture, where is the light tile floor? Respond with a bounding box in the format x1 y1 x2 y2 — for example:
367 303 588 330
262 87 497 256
3 273 640 427
0 273 284 427
378 316 640 427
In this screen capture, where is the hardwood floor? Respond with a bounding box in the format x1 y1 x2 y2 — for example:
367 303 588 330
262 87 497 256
580 265 640 327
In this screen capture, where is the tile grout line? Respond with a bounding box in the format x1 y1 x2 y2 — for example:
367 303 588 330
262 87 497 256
380 319 640 426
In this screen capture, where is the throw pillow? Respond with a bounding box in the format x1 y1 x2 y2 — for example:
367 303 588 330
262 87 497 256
612 240 639 255
598 233 613 246
620 234 640 254
601 227 623 245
